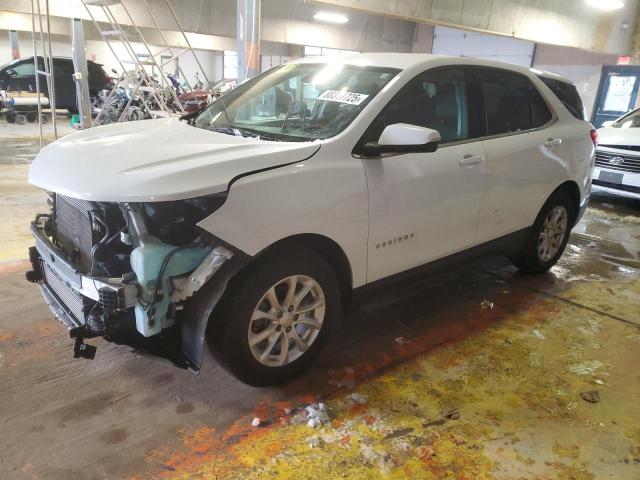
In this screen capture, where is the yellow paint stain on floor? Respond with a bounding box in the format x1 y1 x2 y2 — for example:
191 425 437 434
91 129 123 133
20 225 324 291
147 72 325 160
135 278 640 480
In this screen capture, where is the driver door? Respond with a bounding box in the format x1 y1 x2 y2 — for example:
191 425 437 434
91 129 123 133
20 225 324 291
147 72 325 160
359 67 488 282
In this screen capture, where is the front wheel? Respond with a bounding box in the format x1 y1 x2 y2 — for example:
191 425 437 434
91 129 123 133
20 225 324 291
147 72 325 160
210 248 340 386
510 189 575 274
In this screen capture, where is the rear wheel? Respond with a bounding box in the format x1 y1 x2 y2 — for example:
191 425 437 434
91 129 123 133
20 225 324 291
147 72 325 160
510 189 575 274
210 248 339 386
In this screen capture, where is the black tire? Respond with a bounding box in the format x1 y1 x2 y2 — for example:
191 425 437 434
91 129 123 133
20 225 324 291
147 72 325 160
510 189 575 274
26 112 37 123
6 112 15 124
209 248 340 386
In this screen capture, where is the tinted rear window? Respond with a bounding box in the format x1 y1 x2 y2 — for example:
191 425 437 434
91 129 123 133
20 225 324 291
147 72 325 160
472 68 553 136
538 76 585 120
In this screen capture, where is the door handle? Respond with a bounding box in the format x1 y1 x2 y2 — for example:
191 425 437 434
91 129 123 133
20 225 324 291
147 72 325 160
459 154 484 167
544 138 562 148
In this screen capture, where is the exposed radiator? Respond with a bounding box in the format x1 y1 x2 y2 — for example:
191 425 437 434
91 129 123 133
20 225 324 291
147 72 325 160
43 263 87 324
54 194 95 273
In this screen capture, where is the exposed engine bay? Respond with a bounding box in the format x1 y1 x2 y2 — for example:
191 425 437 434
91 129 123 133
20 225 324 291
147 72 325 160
26 191 244 369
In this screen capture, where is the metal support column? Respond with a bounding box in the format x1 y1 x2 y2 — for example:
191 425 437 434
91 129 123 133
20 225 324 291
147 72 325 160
9 30 20 60
71 18 91 129
237 0 261 83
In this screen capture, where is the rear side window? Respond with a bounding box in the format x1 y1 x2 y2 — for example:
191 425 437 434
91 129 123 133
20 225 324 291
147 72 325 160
539 76 585 120
472 68 552 136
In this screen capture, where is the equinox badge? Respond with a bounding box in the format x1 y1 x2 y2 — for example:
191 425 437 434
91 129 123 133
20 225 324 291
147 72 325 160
608 156 625 165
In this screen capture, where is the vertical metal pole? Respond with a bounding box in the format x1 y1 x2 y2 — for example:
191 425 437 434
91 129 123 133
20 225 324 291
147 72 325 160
45 0 57 138
237 0 261 83
35 0 53 135
30 0 43 147
71 18 91 129
9 30 20 60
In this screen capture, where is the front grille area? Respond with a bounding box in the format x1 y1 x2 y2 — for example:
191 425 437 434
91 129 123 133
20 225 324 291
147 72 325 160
595 150 640 174
54 195 95 273
43 263 88 324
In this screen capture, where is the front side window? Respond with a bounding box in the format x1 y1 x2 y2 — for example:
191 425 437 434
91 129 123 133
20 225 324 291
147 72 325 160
473 68 552 136
361 67 473 145
610 108 640 128
195 63 399 141
7 60 35 77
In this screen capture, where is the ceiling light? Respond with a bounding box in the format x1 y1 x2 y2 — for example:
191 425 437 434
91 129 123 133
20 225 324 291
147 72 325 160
313 12 349 24
585 0 624 11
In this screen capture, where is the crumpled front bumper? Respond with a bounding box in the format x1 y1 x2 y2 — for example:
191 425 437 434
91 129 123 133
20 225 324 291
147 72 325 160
28 221 138 338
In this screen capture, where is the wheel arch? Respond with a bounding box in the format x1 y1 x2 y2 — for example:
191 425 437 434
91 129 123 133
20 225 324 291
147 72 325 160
253 233 354 313
552 180 581 225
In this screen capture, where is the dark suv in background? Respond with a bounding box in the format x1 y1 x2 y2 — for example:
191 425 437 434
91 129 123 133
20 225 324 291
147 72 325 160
0 56 112 112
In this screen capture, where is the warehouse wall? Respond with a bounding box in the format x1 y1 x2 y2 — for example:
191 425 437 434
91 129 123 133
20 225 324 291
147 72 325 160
532 43 618 117
0 0 417 53
314 0 639 55
431 25 534 67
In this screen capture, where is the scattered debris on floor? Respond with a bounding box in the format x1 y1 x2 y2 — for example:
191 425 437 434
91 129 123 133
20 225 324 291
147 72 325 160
423 418 446 428
533 329 546 340
580 390 600 403
348 393 368 405
567 359 604 375
383 427 414 441
251 417 261 428
442 407 461 420
290 402 331 428
395 336 411 345
307 436 324 448
480 299 494 310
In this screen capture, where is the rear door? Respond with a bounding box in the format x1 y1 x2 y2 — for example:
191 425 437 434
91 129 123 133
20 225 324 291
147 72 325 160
471 67 572 243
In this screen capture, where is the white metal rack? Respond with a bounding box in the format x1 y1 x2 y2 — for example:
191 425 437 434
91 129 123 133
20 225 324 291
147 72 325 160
81 0 212 126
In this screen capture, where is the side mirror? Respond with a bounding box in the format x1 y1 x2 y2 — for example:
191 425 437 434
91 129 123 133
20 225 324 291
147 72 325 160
5 68 17 78
363 123 441 156
601 120 614 128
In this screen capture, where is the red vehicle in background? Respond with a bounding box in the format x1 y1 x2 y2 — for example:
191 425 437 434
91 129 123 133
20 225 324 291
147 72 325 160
177 77 237 113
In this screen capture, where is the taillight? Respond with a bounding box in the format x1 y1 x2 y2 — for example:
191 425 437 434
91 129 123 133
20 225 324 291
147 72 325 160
590 129 598 148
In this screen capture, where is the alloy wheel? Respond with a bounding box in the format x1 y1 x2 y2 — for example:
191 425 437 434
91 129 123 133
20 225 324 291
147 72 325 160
537 205 568 262
248 275 326 367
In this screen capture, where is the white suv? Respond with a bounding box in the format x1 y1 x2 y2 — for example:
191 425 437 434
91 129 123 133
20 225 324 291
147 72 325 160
27 54 595 385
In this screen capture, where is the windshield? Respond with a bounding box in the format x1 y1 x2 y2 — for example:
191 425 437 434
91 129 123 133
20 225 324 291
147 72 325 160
195 63 399 141
611 109 640 128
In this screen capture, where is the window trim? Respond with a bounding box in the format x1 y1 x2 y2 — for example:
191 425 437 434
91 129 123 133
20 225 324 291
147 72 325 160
464 65 558 143
353 64 558 157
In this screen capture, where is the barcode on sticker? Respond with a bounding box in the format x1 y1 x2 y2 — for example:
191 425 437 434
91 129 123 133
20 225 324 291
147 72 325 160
317 90 369 105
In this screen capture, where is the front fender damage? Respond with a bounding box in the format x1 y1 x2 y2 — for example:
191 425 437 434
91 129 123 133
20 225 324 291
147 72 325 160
180 252 249 371
124 203 249 371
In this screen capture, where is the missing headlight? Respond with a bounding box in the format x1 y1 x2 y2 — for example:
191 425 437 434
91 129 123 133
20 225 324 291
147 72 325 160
142 192 228 246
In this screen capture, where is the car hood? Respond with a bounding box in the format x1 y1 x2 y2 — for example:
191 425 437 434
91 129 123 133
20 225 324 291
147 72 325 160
597 126 640 147
29 118 320 202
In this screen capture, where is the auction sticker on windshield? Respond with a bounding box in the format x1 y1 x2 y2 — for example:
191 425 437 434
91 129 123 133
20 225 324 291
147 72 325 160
318 90 369 105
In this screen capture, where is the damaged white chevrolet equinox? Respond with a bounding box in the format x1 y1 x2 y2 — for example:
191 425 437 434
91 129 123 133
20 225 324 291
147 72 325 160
27 54 595 385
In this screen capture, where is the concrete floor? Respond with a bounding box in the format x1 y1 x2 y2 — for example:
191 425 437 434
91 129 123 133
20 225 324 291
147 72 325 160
1 125 639 479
